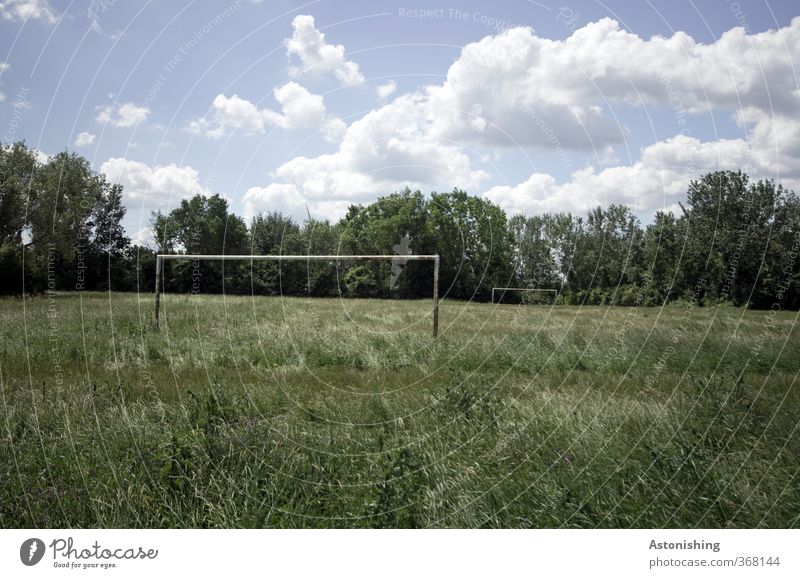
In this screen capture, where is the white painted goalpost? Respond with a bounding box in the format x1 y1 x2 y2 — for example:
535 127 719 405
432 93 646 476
491 287 558 305
154 254 441 337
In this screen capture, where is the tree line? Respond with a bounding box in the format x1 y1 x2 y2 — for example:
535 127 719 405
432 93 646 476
1 141 798 308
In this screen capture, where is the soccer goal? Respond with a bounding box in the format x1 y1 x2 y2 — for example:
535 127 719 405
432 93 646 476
154 254 441 337
491 287 558 305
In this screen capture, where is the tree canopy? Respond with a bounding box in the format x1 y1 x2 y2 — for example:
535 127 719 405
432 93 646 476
1 141 798 309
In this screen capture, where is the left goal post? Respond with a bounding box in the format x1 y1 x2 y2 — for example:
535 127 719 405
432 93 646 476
154 254 441 337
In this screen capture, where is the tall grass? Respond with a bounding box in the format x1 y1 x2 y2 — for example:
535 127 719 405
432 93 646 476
1 292 798 527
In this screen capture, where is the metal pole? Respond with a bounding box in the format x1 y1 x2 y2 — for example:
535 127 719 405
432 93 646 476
432 255 439 338
154 255 161 330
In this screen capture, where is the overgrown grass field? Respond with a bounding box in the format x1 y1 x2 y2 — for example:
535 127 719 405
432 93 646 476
1 292 798 528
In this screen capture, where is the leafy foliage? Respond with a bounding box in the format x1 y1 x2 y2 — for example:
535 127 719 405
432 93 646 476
1 141 798 308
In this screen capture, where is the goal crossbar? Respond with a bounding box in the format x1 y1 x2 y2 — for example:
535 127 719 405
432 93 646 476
154 254 440 337
491 287 557 304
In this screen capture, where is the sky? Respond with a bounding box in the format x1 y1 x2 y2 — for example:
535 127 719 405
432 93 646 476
1 0 798 245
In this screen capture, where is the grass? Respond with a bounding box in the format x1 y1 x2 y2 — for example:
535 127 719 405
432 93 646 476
1 291 798 528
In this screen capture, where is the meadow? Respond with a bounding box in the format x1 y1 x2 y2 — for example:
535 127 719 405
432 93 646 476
1 292 798 528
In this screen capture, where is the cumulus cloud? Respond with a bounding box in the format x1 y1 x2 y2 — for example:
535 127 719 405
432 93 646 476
475 14 800 215
376 80 397 101
484 135 754 216
100 158 213 211
0 60 9 73
0 0 56 23
96 102 150 127
243 92 489 221
242 183 351 223
427 18 800 150
248 17 800 221
73 132 95 147
188 94 265 138
131 226 156 248
33 149 48 164
189 82 345 142
286 14 364 86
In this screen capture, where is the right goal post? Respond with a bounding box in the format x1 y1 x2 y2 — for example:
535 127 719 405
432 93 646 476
154 253 441 337
491 287 558 305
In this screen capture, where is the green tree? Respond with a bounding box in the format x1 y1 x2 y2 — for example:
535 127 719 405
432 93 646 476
298 219 342 296
429 189 514 301
152 194 249 293
25 151 107 292
508 213 561 296
0 142 37 245
679 171 786 305
642 211 686 304
0 142 38 293
340 189 436 298
568 205 642 304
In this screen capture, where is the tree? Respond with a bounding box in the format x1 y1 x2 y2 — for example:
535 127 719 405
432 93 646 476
298 219 342 296
429 189 514 301
564 205 642 304
0 141 37 245
508 214 561 295
251 211 301 255
92 182 128 255
151 194 249 294
28 151 100 254
0 142 38 293
340 189 436 298
25 151 108 292
642 211 684 304
543 212 582 301
678 171 789 305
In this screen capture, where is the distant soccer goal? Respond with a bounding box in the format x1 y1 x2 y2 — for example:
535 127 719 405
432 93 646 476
491 287 558 305
154 254 441 337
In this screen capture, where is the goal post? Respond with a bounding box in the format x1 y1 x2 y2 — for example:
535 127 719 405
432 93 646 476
154 254 440 337
491 287 558 305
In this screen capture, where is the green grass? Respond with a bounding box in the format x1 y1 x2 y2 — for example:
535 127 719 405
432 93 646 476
1 292 798 528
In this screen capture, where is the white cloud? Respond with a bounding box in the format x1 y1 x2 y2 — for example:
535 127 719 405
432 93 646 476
0 0 56 23
220 15 800 226
96 102 150 128
427 26 623 149
736 108 800 178
0 60 9 73
242 183 351 223
252 17 800 223
242 92 490 221
286 14 364 86
131 226 156 248
189 94 265 138
100 158 213 211
426 17 800 150
74 132 95 147
189 82 346 142
376 80 397 101
484 135 753 216
0 92 5 103
268 81 345 140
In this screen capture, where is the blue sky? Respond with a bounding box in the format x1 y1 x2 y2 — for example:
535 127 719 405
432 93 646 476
1 0 798 243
